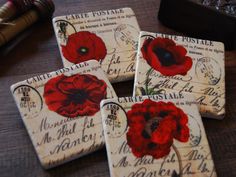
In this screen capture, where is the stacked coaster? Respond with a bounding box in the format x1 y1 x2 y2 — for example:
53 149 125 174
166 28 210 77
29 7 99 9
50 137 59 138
101 93 217 177
134 31 225 119
53 7 140 83
11 60 117 169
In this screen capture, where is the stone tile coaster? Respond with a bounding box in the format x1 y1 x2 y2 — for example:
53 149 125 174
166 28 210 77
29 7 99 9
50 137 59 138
10 60 117 169
100 93 217 177
133 31 225 119
53 7 140 83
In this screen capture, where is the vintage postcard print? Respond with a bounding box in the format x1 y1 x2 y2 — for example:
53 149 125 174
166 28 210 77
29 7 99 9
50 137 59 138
101 93 217 177
53 7 140 83
133 31 225 119
11 60 117 169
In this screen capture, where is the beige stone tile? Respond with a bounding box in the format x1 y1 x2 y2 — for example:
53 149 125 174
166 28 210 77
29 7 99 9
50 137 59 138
53 7 140 83
133 31 225 119
101 93 217 177
11 60 117 169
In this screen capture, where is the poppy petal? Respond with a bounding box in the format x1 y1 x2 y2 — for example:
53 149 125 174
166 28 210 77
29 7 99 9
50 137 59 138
141 37 193 76
43 73 107 118
141 38 153 59
61 31 107 64
126 99 189 159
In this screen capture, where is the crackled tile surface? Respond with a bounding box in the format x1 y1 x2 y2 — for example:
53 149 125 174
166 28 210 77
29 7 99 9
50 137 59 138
53 7 140 83
101 93 217 177
133 31 225 119
11 60 117 169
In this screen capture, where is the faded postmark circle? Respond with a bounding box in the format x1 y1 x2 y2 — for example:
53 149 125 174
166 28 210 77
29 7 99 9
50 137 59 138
102 102 128 138
188 114 202 147
55 19 77 45
195 57 221 85
13 85 43 118
114 24 139 50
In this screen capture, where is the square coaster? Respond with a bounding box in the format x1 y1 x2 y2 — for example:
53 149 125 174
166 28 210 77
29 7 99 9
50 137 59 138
133 31 225 119
101 93 217 177
11 60 117 169
53 7 140 83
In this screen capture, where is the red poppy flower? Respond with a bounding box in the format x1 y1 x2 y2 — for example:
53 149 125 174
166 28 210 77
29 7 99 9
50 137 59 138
141 37 192 76
43 74 107 118
126 99 189 159
61 31 107 64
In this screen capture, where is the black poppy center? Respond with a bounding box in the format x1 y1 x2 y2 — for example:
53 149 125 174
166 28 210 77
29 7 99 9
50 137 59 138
147 142 157 149
68 90 88 104
153 47 176 66
78 47 89 55
142 117 162 139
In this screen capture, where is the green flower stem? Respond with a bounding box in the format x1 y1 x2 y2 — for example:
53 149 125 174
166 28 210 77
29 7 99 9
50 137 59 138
145 68 153 95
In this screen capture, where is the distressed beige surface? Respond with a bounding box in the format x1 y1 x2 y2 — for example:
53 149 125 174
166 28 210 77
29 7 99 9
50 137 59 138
133 31 225 119
10 60 117 169
53 7 140 83
101 93 217 177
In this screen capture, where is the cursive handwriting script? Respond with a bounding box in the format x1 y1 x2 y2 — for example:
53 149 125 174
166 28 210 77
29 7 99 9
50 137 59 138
48 117 97 155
